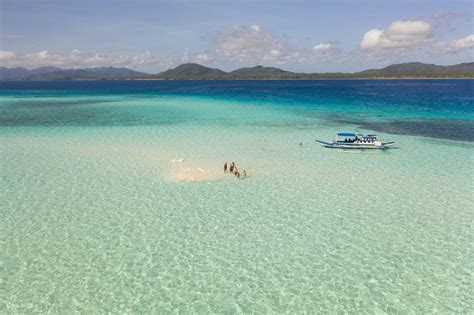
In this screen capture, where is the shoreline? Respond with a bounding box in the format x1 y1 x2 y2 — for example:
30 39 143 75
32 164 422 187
2 76 474 82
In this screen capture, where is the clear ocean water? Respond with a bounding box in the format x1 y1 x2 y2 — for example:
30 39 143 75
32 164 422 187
1 80 473 313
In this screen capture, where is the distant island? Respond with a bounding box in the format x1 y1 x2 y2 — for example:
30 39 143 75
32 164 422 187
1 62 473 80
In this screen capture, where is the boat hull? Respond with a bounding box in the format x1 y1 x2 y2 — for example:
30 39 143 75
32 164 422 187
315 140 395 150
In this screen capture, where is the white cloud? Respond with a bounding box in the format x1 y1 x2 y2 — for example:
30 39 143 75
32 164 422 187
311 43 348 65
435 34 474 53
249 25 261 32
206 25 353 68
0 49 172 71
313 43 334 56
360 29 385 50
3 19 468 73
131 50 154 65
26 50 50 60
360 20 432 52
215 24 275 58
195 53 210 62
0 50 15 60
210 25 303 66
450 34 474 49
313 43 332 51
357 15 474 67
16 49 131 67
386 20 432 47
270 49 280 56
181 48 189 63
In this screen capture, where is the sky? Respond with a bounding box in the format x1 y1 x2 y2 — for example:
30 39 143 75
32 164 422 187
0 0 473 73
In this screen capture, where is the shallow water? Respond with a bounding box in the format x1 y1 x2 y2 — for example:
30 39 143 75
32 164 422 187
1 80 473 313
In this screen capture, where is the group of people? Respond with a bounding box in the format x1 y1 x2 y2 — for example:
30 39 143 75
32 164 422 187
224 161 246 179
343 137 359 143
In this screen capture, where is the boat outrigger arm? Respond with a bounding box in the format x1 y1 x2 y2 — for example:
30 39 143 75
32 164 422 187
315 132 395 149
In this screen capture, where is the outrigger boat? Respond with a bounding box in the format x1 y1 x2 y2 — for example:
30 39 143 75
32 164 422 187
315 132 395 149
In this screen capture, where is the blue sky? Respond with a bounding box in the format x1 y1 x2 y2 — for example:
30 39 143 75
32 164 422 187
1 0 473 72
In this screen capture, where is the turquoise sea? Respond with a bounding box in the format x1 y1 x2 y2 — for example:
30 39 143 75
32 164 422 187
1 80 473 313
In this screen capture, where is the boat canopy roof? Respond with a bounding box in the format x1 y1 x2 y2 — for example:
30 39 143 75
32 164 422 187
337 132 376 137
338 133 356 137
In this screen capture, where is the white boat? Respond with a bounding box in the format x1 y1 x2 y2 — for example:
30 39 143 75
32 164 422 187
316 132 395 149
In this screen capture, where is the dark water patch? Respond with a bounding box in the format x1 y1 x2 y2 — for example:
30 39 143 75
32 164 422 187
0 105 190 127
335 118 474 142
246 121 297 128
0 115 188 127
246 120 319 129
1 80 473 118
294 108 390 122
1 80 473 132
422 138 474 149
2 98 117 109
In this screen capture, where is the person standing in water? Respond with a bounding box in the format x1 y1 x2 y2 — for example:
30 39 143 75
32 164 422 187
230 162 235 173
243 170 247 177
224 162 228 173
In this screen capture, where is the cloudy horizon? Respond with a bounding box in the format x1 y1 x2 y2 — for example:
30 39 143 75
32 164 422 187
1 0 473 72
